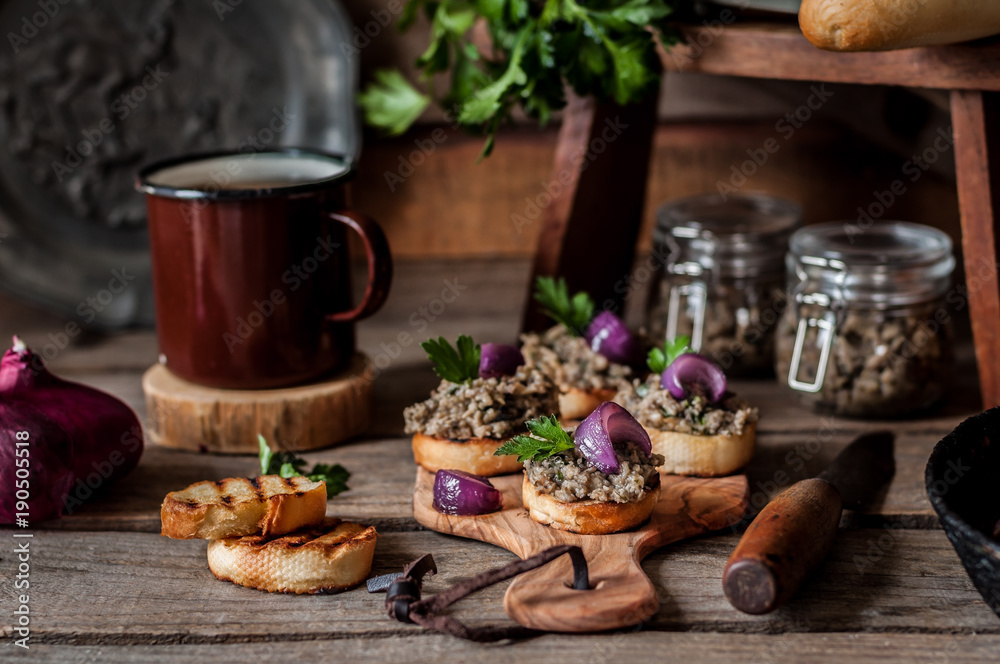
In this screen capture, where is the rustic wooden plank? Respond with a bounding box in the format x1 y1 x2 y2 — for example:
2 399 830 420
951 90 1000 410
0 528 994 646
17 632 1000 664
30 426 945 533
664 23 1000 92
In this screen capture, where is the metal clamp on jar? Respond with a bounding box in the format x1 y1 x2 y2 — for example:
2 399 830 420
646 192 802 377
776 221 956 417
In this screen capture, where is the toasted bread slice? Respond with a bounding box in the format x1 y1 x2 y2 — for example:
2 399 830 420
207 517 377 594
411 433 522 476
161 475 327 540
521 473 660 535
559 387 616 421
649 421 756 477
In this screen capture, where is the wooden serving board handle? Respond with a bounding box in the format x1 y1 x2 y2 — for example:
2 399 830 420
413 468 748 633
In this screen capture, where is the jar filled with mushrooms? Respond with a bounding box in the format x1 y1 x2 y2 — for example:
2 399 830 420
776 221 955 417
646 192 802 377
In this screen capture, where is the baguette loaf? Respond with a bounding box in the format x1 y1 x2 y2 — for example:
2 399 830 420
161 475 327 540
207 517 377 594
800 0 1000 52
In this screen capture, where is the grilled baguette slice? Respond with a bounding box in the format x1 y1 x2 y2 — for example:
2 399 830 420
411 433 522 476
522 473 660 535
558 387 616 421
207 517 377 593
161 475 327 540
649 421 756 477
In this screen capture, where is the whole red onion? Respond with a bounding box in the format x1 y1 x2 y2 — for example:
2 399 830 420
0 397 75 523
0 337 144 518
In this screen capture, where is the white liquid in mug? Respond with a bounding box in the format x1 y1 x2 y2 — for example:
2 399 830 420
144 152 349 192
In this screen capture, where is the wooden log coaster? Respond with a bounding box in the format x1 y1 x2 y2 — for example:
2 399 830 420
413 468 748 632
142 353 372 454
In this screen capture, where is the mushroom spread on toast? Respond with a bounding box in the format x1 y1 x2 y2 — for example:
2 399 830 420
615 336 758 477
404 335 559 476
495 403 664 535
520 277 638 420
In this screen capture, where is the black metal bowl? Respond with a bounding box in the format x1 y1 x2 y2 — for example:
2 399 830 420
926 407 1000 619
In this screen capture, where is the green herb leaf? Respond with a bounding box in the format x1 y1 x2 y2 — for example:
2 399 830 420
494 414 575 462
357 70 431 136
358 0 677 155
307 463 352 497
257 435 351 499
533 276 594 336
421 335 481 383
647 335 691 372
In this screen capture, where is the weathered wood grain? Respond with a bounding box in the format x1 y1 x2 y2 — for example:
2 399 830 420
14 632 1000 664
664 23 1000 92
413 469 747 632
0 528 994 648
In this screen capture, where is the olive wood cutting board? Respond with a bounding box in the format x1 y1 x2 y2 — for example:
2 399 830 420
412 468 749 633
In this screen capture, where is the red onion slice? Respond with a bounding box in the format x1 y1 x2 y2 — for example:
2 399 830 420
661 353 727 403
478 343 525 379
432 469 503 515
585 311 639 366
574 401 652 474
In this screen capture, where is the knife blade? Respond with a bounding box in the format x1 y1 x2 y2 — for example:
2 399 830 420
722 431 895 614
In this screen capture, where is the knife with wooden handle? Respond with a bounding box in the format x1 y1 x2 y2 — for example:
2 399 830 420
723 431 895 614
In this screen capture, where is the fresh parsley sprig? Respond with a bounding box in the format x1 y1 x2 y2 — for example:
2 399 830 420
534 276 594 336
421 335 481 383
358 0 679 158
647 335 691 373
494 415 576 462
257 435 351 499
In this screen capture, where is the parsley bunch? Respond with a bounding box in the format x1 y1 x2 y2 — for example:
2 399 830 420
495 414 576 462
257 435 351 499
358 0 678 157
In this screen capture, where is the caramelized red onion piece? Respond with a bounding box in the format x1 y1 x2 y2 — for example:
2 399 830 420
574 401 652 474
661 353 727 403
478 343 524 379
432 469 503 515
585 311 639 365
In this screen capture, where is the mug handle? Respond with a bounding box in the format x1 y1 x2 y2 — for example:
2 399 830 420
325 210 393 323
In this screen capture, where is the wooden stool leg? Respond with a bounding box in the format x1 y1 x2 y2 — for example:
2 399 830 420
520 91 659 332
951 90 1000 409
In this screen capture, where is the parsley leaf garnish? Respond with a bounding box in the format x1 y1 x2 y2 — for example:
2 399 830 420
647 335 691 373
421 335 481 384
534 276 594 336
356 70 431 137
494 415 576 462
257 435 351 499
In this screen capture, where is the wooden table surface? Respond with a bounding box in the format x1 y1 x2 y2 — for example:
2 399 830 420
1 259 997 663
